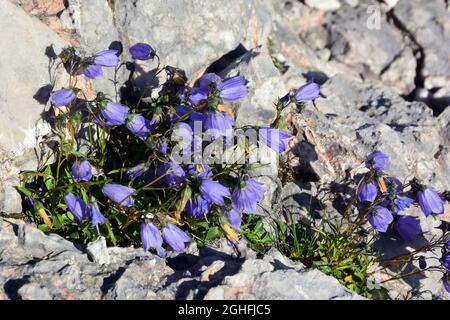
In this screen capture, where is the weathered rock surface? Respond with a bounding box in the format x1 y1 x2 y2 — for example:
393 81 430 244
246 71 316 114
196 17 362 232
287 74 450 191
0 218 362 300
0 1 69 214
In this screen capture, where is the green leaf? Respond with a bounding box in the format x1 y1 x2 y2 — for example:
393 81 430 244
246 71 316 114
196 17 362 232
18 186 33 197
43 166 55 190
205 226 221 241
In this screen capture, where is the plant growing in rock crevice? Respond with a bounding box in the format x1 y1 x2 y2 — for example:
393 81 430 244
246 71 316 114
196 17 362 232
19 40 449 299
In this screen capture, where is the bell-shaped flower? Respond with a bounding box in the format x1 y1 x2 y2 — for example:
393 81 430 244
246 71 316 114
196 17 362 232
418 187 445 216
365 151 389 171
156 161 186 187
258 127 292 154
217 75 248 101
224 208 242 230
232 178 265 213
392 195 414 213
88 203 106 225
64 193 88 223
126 114 154 140
396 216 421 242
294 82 320 102
162 223 191 252
129 43 155 61
171 122 193 148
102 183 135 207
199 179 230 206
186 195 211 219
71 159 92 183
82 65 103 79
368 206 393 232
101 102 129 126
141 221 166 257
127 163 149 180
50 88 76 107
204 110 234 139
94 49 119 67
358 181 378 202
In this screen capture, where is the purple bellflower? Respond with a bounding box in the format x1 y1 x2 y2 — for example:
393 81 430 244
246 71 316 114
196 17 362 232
224 208 242 230
156 161 186 187
94 49 120 67
368 206 393 232
71 159 92 183
102 183 135 207
64 193 87 224
186 195 211 219
358 181 378 202
101 102 129 126
162 223 191 252
82 65 103 79
189 73 248 104
294 82 320 102
199 179 231 206
204 110 234 138
126 114 154 140
396 216 421 242
88 203 106 225
141 221 166 257
50 88 76 107
129 43 155 61
259 128 292 153
232 178 265 213
418 187 445 216
365 151 389 171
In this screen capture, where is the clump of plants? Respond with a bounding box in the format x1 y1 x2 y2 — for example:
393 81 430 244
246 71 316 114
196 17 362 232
20 42 313 256
20 40 449 299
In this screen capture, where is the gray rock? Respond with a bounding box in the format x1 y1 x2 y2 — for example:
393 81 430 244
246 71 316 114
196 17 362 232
326 3 416 94
87 236 110 265
394 0 450 90
288 74 450 191
305 0 342 11
62 0 273 82
0 1 68 214
0 218 362 300
221 52 284 128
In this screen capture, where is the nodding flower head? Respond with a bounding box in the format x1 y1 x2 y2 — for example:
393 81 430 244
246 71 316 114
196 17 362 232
102 183 135 207
294 81 320 102
94 49 120 67
365 151 389 171
126 114 154 141
368 206 393 232
189 73 248 104
162 223 191 252
186 195 211 219
87 203 107 225
140 221 166 257
199 179 231 206
258 127 292 154
82 64 103 79
50 88 76 107
418 187 445 216
358 180 378 203
232 177 265 214
101 102 129 126
396 216 421 242
71 159 92 183
129 43 155 61
64 193 88 224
